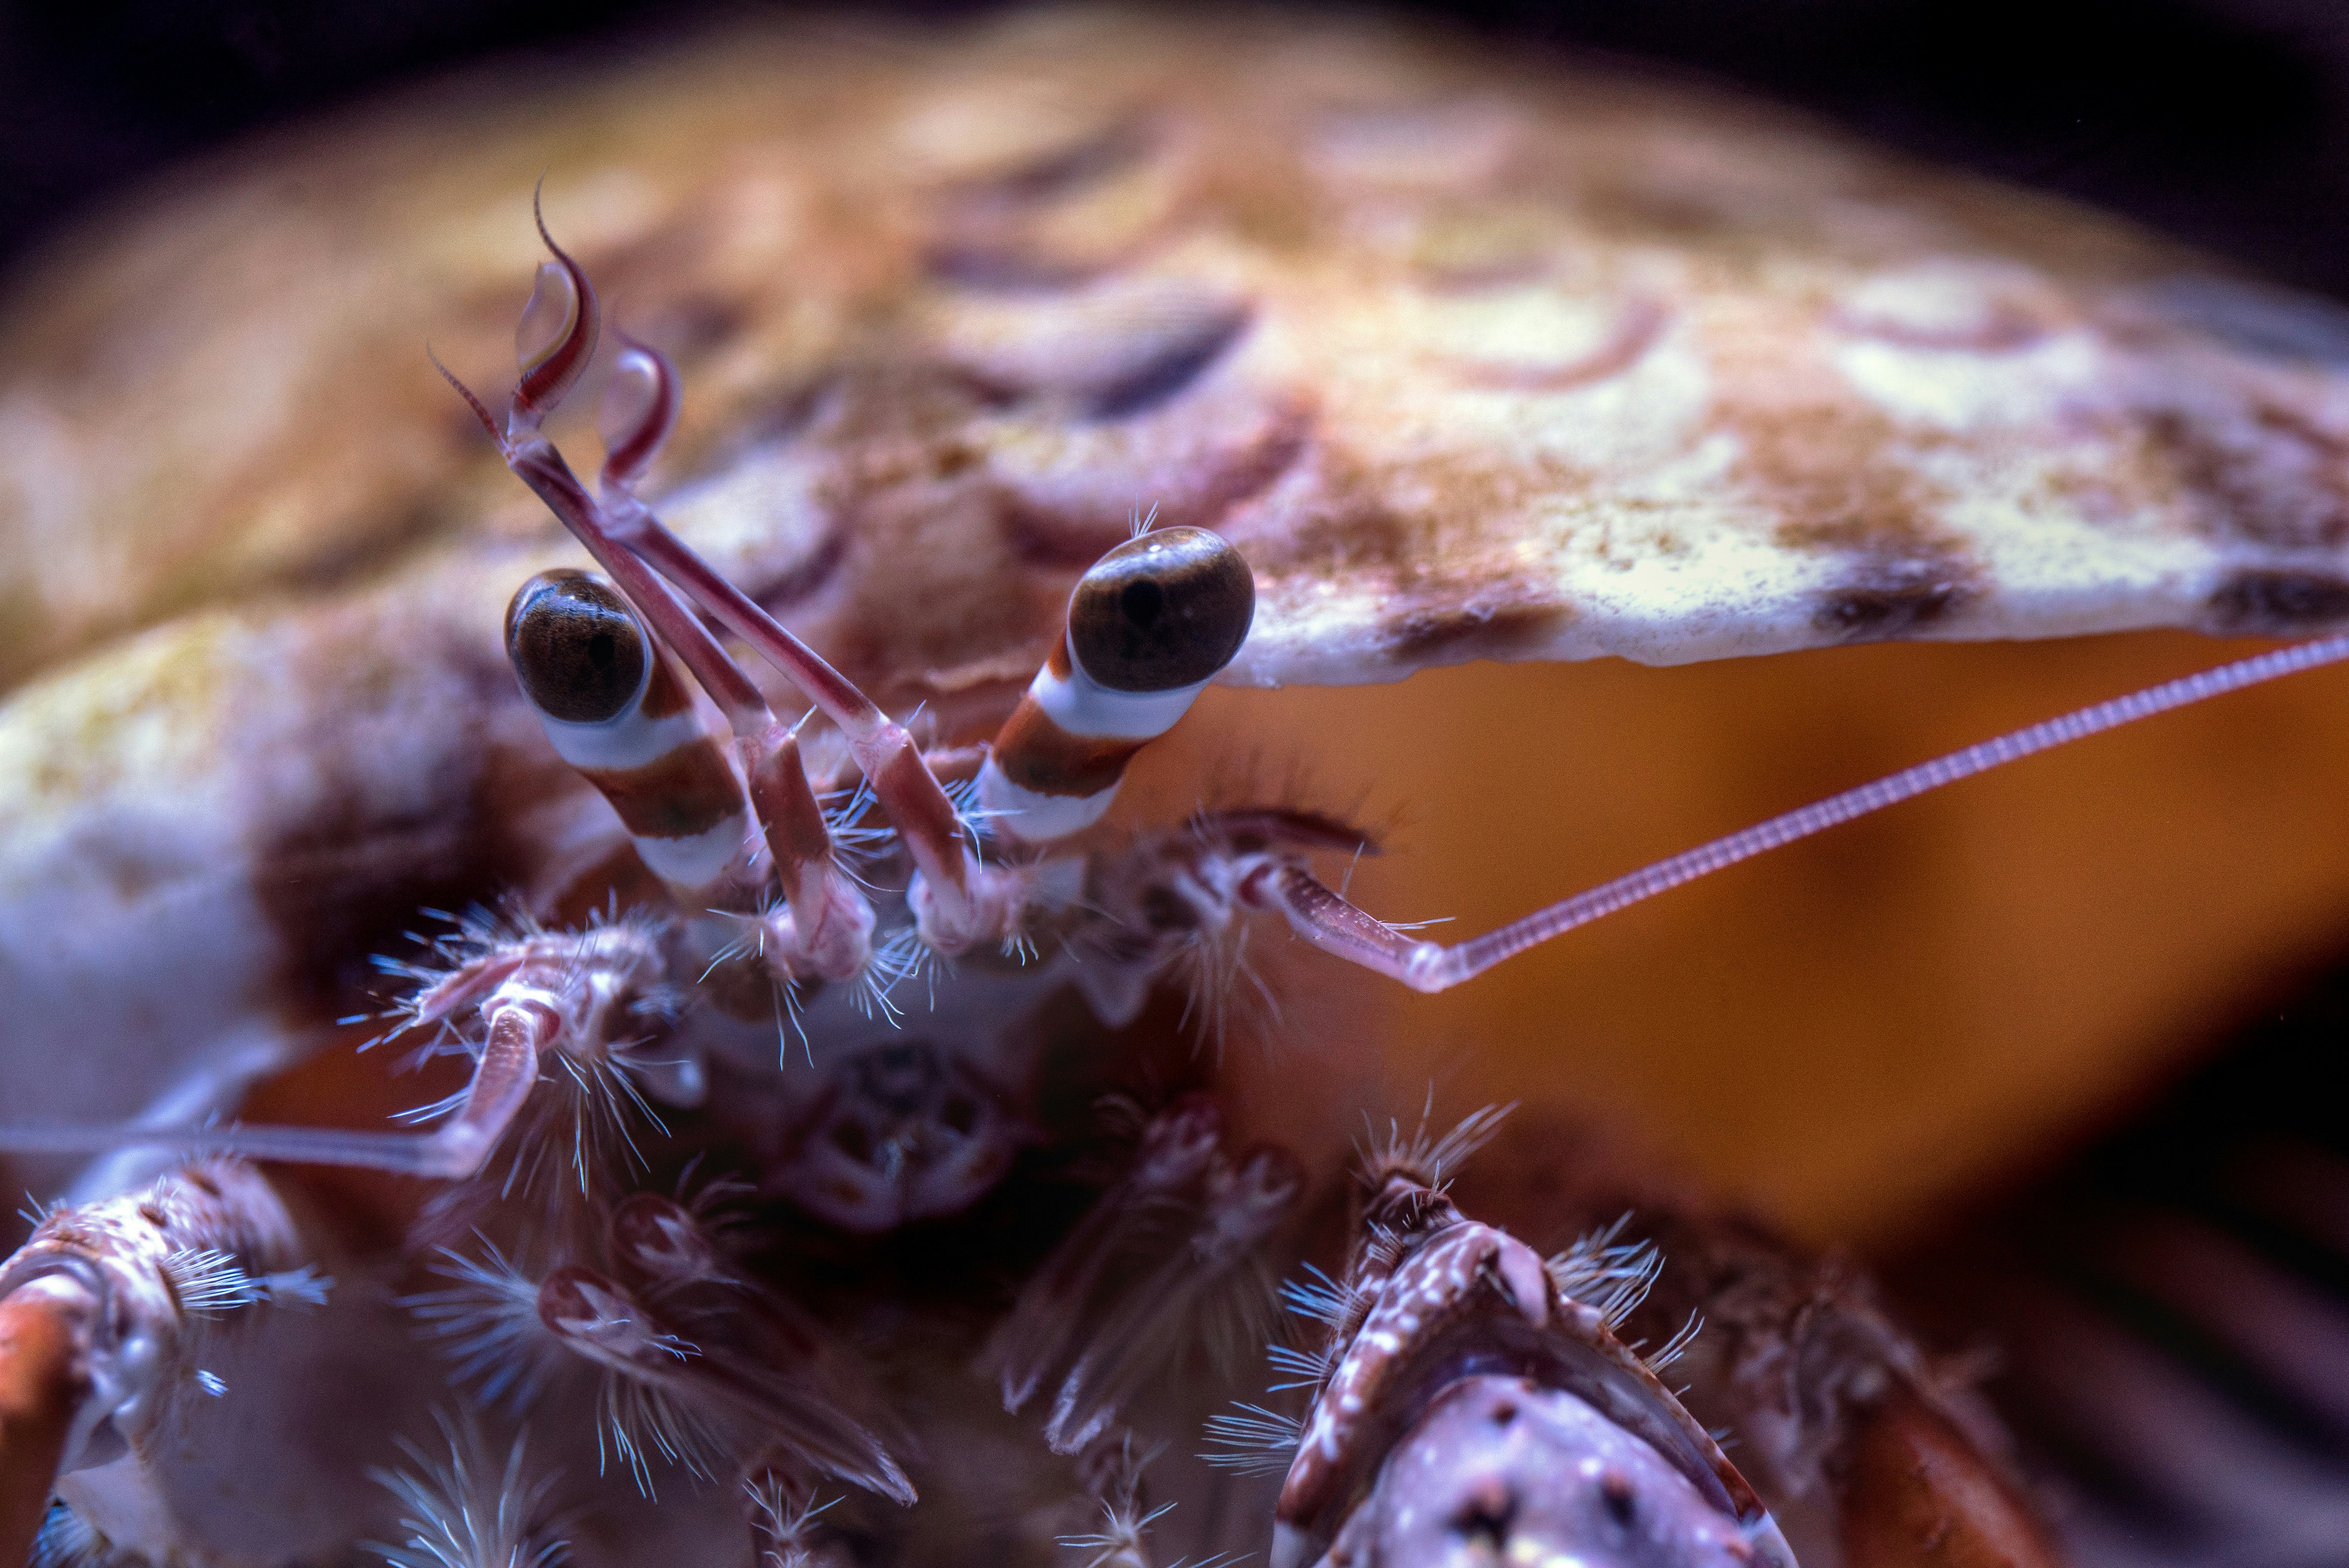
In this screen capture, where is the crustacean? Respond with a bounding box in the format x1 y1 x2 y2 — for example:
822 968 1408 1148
9 10 2349 1567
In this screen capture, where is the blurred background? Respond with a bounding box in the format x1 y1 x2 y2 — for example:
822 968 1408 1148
9 0 2349 292
8 2 2349 1560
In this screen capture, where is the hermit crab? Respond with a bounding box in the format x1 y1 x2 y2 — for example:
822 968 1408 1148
7 9 2349 1568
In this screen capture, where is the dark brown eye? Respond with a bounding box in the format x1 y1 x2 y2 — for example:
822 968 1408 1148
504 570 649 724
1067 526 1254 692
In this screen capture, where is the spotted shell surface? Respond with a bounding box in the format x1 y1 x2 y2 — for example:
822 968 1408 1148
8 6 2349 711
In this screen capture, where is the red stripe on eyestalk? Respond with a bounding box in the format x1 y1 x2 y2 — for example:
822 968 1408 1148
506 572 751 896
988 697 1148 799
576 736 747 845
981 527 1254 843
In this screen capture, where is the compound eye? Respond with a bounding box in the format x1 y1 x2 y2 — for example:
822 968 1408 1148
505 570 651 724
1067 526 1255 693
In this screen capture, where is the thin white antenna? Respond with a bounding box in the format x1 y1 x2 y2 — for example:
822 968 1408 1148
1247 633 2349 993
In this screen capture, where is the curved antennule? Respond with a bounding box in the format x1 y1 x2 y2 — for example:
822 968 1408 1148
981 526 1255 842
1247 631 2349 994
507 570 753 896
599 335 680 491
459 205 1023 949
508 191 601 438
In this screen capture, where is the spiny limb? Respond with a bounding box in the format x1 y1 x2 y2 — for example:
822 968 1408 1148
1044 1146 1299 1456
742 723 876 983
982 1096 1300 1457
982 1096 1225 1414
0 1002 551 1178
371 1409 567 1568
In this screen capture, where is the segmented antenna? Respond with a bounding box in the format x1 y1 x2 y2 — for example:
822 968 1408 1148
1243 632 2349 993
1417 633 2349 988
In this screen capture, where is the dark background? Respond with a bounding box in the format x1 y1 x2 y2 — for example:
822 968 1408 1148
4 0 2349 296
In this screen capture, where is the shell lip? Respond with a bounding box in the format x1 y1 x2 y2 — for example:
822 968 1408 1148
1282 1229 1793 1568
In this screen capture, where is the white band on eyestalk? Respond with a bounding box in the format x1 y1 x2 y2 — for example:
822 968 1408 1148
977 763 1121 841
524 679 752 893
631 816 754 891
535 706 709 772
980 641 1217 843
1035 658 1212 739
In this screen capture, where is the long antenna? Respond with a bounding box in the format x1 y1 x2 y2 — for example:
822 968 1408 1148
1424 632 2349 989
1256 634 2349 993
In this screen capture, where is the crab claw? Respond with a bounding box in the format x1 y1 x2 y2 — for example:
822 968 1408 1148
599 334 680 490
508 196 601 437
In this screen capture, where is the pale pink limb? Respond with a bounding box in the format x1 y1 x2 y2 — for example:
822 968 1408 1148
981 1096 1224 1414
591 339 877 976
598 471 1000 946
743 724 877 982
1251 633 2349 994
0 1001 554 1178
1043 1144 1301 1457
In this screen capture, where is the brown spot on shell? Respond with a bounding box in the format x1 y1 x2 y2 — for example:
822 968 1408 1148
1085 305 1253 419
922 114 1182 291
994 391 1316 563
1814 559 1979 641
2140 402 2349 549
1387 599 1570 664
933 281 1255 418
2207 568 2349 631
1721 319 1965 574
